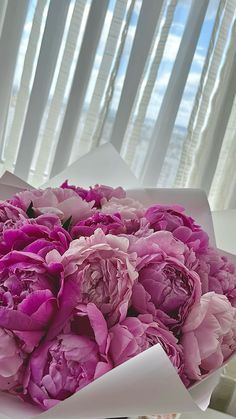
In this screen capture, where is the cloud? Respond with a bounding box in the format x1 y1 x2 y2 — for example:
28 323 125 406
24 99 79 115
133 0 142 17
161 33 205 69
139 68 201 126
187 72 201 86
24 22 32 33
171 22 185 35
176 0 190 8
162 33 182 62
194 52 205 67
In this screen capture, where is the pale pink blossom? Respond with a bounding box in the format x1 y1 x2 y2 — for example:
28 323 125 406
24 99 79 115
11 188 95 224
181 292 236 381
101 197 144 221
0 328 23 391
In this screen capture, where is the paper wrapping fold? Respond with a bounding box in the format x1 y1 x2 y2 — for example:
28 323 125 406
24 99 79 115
42 143 140 189
0 145 234 418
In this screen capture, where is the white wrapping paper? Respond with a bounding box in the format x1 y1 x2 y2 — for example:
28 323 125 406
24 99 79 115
42 143 140 189
0 145 235 418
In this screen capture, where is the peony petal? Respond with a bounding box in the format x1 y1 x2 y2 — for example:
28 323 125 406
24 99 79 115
46 278 80 340
86 303 108 354
0 307 43 331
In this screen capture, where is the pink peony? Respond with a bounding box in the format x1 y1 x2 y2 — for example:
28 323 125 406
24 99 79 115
130 231 201 333
145 205 209 253
0 214 71 258
132 217 154 238
181 292 236 382
0 201 27 234
54 229 138 333
101 197 144 221
0 251 62 352
61 181 126 208
196 248 236 307
70 212 126 238
24 303 111 410
123 217 154 236
0 328 24 391
109 314 183 377
0 201 27 219
10 188 95 225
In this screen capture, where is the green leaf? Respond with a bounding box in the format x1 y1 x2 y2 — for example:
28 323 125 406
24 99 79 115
62 215 72 231
26 201 35 218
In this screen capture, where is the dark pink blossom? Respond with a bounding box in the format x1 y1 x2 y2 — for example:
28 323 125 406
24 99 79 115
130 231 201 333
24 303 111 410
0 251 62 352
0 214 71 258
61 181 126 208
70 212 125 238
145 205 209 253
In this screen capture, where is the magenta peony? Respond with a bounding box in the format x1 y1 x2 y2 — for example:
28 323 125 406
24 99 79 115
130 231 201 332
0 251 62 351
0 214 71 258
181 292 236 381
25 303 111 409
145 204 209 253
70 212 126 238
61 181 126 208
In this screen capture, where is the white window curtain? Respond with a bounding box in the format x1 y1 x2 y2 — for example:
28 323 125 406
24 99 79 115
0 0 236 212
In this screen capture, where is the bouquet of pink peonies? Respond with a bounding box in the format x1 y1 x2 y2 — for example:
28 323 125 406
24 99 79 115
0 145 236 419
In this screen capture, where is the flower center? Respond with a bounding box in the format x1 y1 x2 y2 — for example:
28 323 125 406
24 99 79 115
80 259 111 307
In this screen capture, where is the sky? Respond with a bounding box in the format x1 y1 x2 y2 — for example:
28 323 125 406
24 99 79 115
106 0 219 127
12 0 221 138
85 0 220 130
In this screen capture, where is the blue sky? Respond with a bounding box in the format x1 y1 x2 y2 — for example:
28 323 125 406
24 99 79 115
126 0 219 127
85 0 220 129
14 0 221 133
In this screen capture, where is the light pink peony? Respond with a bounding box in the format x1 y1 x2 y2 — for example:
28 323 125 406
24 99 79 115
0 202 27 235
130 231 201 333
55 229 138 331
196 248 236 306
123 217 154 236
181 292 236 382
10 188 95 224
0 328 24 391
109 314 184 377
101 197 144 221
132 217 154 238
